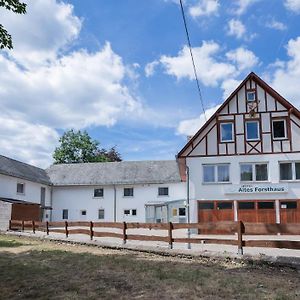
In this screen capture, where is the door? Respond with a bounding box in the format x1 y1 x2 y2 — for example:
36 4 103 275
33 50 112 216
280 200 300 223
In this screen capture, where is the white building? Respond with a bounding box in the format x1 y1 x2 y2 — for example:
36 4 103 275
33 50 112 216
177 72 300 224
47 160 187 223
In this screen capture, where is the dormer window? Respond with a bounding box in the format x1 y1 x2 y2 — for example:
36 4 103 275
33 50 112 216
247 91 256 102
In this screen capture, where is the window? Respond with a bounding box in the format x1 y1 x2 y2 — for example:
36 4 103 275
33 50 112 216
124 187 134 197
238 202 255 210
124 209 137 216
280 202 297 209
240 163 268 182
258 202 274 209
62 209 68 220
280 162 300 180
81 210 87 216
40 187 46 207
94 188 104 198
158 187 169 196
98 209 105 219
247 91 256 102
17 183 25 194
246 121 259 141
203 164 230 183
220 123 234 142
272 119 286 139
178 208 186 216
198 202 214 209
217 202 232 209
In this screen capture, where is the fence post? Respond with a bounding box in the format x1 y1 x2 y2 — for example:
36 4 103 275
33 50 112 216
90 221 94 240
21 220 24 232
168 222 173 249
32 220 35 234
46 221 49 235
9 220 11 231
237 220 244 255
65 221 68 238
122 222 127 244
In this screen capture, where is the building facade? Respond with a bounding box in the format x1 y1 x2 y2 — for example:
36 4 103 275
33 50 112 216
178 72 300 224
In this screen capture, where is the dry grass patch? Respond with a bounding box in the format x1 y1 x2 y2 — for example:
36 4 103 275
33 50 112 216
0 234 299 300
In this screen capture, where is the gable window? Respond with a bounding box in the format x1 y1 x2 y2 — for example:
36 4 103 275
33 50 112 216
17 183 25 194
240 163 268 182
124 187 134 197
98 209 105 219
62 209 68 220
203 164 230 183
220 123 234 142
246 91 256 102
280 162 300 181
246 121 259 141
158 187 169 196
94 188 104 198
272 119 287 139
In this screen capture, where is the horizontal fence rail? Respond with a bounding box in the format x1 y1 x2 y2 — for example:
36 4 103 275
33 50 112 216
9 220 300 254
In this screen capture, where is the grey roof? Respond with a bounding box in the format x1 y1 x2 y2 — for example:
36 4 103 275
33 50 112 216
46 160 182 186
0 155 51 185
0 197 39 205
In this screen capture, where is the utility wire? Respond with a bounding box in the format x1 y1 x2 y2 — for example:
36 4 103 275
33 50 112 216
179 0 206 121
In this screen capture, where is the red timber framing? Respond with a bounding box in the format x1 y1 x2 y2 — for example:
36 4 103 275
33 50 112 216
177 72 300 159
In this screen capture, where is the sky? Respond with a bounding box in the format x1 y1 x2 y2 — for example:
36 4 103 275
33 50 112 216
0 0 300 167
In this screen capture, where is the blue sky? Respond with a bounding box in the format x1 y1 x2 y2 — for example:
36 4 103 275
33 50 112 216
0 0 300 167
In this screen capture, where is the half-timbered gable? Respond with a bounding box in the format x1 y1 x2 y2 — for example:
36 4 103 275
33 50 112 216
178 72 300 158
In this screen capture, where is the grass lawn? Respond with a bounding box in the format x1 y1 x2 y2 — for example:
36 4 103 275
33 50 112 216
0 234 299 300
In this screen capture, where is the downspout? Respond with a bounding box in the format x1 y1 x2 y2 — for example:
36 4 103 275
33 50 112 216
50 185 53 222
113 185 117 222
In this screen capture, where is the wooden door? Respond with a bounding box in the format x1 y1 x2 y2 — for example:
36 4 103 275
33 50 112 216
280 200 300 223
198 201 215 223
237 201 256 222
256 201 276 223
215 201 234 222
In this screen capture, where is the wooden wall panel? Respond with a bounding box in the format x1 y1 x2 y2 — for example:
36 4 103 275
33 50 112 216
11 204 41 221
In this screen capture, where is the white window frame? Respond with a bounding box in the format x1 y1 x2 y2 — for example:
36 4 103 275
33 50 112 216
245 121 260 141
246 91 256 102
272 119 287 140
158 187 169 197
16 182 25 195
279 162 300 181
123 209 137 216
93 188 104 198
202 164 230 184
240 163 269 182
220 123 234 142
123 187 134 197
98 209 105 220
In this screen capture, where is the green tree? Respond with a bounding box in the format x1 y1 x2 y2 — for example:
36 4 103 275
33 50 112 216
53 130 122 164
0 0 26 49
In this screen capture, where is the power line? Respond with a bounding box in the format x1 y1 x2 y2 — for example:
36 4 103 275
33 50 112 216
179 0 206 121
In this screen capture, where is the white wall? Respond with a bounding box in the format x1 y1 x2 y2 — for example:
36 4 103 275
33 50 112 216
0 201 12 230
0 174 51 207
51 182 186 222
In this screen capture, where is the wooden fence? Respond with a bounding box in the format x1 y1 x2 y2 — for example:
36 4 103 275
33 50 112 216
9 220 300 254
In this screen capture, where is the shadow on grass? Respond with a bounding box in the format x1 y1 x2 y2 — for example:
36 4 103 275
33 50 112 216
0 247 299 300
0 240 24 248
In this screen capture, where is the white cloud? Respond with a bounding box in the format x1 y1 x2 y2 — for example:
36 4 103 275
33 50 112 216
227 19 246 39
265 19 287 31
159 41 236 86
269 36 300 108
177 105 220 136
0 0 81 68
0 0 145 167
221 78 242 99
189 0 220 18
232 0 260 15
145 60 159 77
226 47 259 70
284 0 300 13
0 116 59 168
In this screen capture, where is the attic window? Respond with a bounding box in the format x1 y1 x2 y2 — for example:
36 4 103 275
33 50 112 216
94 188 104 198
272 119 287 139
220 123 234 142
247 91 256 102
17 183 25 194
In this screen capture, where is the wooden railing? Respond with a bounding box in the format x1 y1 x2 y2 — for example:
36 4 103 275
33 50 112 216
9 220 300 254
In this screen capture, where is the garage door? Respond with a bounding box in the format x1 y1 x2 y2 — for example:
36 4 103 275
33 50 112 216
280 200 300 223
198 201 234 222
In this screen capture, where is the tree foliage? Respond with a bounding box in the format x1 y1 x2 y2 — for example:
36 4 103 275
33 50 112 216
0 0 26 49
53 130 122 164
